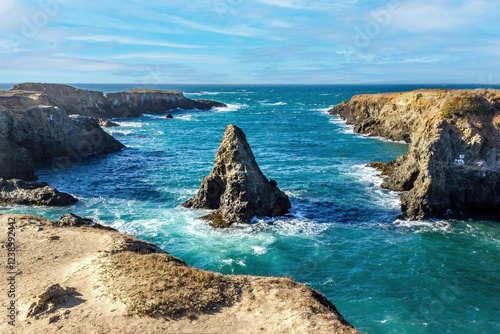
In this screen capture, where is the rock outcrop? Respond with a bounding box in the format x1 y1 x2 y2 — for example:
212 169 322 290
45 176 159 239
0 90 124 181
329 89 500 220
12 83 226 119
54 213 117 231
0 178 77 206
182 124 291 227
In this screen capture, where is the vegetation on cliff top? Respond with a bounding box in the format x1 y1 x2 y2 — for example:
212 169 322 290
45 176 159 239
97 251 243 318
440 92 489 118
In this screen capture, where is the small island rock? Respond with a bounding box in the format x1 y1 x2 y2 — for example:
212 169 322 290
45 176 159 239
182 124 291 227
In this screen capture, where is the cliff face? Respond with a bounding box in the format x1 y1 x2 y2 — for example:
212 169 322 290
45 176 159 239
329 89 500 220
0 91 124 180
13 83 226 119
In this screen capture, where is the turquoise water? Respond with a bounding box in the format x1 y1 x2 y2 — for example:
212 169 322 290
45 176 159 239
2 84 500 333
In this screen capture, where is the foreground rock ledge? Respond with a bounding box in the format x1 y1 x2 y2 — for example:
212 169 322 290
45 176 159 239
329 88 500 220
0 214 360 334
0 178 77 206
182 124 291 227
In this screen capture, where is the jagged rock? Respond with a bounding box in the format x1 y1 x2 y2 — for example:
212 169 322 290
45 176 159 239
330 89 500 220
97 118 119 127
54 213 117 231
182 124 291 227
12 83 226 119
0 178 77 206
0 91 124 180
165 113 173 119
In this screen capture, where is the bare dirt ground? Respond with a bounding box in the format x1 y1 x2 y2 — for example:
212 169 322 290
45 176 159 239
0 214 360 334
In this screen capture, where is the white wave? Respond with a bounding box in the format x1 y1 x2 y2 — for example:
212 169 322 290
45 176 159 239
345 164 401 210
114 121 143 128
141 114 166 119
213 103 246 112
251 246 267 255
312 106 334 114
109 129 137 136
176 114 193 121
260 101 287 106
187 91 250 96
393 219 452 233
329 115 408 144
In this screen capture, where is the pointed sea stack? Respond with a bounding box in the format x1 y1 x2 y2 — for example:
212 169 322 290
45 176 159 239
182 124 291 227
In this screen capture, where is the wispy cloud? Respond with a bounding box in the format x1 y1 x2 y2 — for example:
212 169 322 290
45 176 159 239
158 14 263 37
112 52 227 63
66 35 204 49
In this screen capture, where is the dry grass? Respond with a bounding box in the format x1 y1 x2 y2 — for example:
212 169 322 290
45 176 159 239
97 252 243 318
440 92 489 118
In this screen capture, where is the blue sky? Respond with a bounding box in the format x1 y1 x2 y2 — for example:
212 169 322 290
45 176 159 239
0 0 499 84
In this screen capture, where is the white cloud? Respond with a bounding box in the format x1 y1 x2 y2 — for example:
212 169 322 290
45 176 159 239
66 35 204 49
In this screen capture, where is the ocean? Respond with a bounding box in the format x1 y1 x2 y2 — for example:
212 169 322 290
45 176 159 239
1 84 499 333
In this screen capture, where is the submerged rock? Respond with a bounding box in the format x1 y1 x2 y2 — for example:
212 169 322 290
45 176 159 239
0 178 77 206
165 113 173 119
182 124 291 227
330 89 500 220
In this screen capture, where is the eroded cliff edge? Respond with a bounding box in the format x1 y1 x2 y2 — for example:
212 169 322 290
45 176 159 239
0 214 360 334
12 83 226 119
0 90 124 181
329 89 500 220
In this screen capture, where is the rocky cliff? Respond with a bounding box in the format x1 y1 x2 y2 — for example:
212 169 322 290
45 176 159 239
183 124 291 227
329 89 500 220
12 83 226 119
0 90 124 181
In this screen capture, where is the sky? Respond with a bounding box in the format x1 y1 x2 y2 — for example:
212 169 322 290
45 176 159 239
0 0 499 84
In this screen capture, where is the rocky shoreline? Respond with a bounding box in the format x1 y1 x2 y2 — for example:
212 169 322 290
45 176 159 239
0 214 360 333
329 88 500 220
12 83 226 120
0 83 225 206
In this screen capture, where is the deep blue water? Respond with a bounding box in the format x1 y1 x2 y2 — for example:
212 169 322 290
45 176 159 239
1 84 499 333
